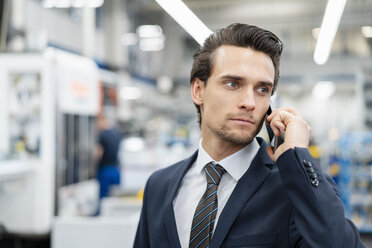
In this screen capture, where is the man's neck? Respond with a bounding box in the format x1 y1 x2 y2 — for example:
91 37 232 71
201 136 247 162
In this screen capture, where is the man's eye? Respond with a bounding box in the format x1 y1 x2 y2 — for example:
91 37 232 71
258 87 269 94
226 81 238 88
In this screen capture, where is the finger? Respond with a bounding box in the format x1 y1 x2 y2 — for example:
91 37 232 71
270 119 285 132
267 108 297 133
267 107 294 121
270 123 283 136
277 110 297 126
268 107 299 118
284 107 301 118
269 112 289 132
266 109 277 121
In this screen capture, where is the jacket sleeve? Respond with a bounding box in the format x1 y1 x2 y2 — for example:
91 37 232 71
276 147 365 248
133 179 151 248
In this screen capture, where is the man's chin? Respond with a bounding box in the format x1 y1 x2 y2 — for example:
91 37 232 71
218 132 255 146
208 122 263 146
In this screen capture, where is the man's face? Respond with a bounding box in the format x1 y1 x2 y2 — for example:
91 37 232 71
192 45 275 146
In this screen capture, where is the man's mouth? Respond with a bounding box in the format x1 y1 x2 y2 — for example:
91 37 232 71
230 118 256 125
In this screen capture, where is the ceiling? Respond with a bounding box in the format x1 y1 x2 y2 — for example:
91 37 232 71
126 0 372 75
130 0 372 29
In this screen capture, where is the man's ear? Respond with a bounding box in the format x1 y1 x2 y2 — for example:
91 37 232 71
191 78 204 106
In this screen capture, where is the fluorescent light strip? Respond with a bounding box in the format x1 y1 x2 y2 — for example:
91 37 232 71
43 0 104 8
313 0 347 65
154 0 212 45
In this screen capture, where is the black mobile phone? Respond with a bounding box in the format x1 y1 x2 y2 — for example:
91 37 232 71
265 104 284 151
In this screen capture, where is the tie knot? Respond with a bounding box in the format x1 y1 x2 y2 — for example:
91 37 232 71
204 162 225 185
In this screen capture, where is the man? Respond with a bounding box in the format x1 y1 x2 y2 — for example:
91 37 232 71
96 114 121 199
134 24 364 247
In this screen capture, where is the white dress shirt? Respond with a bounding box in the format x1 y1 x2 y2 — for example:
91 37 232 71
173 138 261 248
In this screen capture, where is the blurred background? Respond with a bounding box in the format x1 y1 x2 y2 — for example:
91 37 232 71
0 0 371 247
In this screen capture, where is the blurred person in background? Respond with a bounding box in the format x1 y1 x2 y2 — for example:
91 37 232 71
96 114 121 200
134 23 364 247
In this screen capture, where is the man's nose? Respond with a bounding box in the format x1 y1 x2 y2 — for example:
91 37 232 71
238 89 256 110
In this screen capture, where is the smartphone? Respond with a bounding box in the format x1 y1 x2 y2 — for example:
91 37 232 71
265 104 284 151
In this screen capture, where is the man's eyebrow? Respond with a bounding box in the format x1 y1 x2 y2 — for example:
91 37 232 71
219 74 245 81
258 81 274 87
220 74 273 87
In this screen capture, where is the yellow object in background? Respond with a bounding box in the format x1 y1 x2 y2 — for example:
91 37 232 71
137 188 144 200
15 140 25 152
329 163 340 177
309 145 321 159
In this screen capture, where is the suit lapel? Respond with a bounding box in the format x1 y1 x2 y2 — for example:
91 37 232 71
164 151 198 248
210 140 274 248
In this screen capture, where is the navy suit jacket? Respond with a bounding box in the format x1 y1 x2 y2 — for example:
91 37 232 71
134 138 364 247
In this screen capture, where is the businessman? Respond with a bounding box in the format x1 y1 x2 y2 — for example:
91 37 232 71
134 23 364 247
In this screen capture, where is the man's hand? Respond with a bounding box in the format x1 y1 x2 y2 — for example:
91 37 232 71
266 107 311 162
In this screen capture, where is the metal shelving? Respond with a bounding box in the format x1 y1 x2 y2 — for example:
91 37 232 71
338 133 372 232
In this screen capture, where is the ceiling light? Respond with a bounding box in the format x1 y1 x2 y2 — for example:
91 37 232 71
122 32 166 51
134 25 165 51
139 37 165 52
139 36 165 52
42 0 104 8
313 0 347 65
55 0 70 8
139 39 164 52
71 0 85 8
361 26 372 38
154 0 212 45
86 0 104 8
136 25 163 39
43 0 55 8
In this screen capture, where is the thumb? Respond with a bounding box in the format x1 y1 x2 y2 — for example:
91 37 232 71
266 146 276 162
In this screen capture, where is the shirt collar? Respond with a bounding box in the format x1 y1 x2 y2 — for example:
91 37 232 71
195 138 261 181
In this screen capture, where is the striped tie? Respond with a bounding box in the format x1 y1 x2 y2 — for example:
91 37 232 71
189 162 226 248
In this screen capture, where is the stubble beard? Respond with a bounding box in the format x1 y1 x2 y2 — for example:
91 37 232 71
211 116 265 146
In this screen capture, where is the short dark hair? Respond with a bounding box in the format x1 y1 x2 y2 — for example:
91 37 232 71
190 23 283 126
